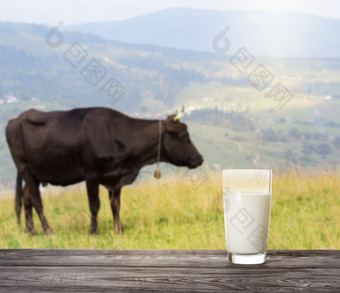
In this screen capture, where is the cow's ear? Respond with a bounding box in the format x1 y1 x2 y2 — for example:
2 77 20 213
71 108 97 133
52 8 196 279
166 124 178 134
85 117 114 159
166 114 177 122
165 118 183 134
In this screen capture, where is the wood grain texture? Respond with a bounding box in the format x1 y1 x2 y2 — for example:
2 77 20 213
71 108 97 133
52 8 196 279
0 250 339 292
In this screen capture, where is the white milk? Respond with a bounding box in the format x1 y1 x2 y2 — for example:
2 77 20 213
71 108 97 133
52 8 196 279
224 193 271 254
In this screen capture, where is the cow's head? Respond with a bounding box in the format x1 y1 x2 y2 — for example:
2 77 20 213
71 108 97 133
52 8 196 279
163 109 203 169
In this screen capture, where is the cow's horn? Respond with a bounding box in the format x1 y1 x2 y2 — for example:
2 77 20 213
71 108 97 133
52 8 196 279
173 106 185 122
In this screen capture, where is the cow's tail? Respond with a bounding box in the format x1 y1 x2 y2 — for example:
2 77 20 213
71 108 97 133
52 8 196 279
15 172 23 227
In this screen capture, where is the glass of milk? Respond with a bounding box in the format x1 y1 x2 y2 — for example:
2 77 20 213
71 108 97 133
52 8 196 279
223 169 272 264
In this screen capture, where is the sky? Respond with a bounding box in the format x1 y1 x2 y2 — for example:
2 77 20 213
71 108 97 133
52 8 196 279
1 0 340 25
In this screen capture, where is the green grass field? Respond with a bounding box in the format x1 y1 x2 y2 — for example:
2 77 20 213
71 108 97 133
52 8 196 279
0 171 339 249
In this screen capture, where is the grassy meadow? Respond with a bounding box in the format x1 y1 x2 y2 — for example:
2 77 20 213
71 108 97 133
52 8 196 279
0 171 339 249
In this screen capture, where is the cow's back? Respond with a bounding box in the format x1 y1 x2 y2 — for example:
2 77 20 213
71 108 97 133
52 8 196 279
6 107 111 185
6 107 133 186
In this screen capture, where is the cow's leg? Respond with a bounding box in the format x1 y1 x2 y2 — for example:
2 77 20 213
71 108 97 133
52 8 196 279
20 165 52 235
86 179 100 235
109 188 124 234
20 167 41 235
23 184 36 235
31 189 53 235
24 182 53 235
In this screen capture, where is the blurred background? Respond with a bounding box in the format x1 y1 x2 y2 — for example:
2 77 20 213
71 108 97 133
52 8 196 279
0 0 339 249
1 0 340 185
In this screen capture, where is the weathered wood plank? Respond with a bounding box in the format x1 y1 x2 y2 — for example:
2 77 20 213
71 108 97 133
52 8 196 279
0 249 339 268
0 266 339 292
0 250 339 292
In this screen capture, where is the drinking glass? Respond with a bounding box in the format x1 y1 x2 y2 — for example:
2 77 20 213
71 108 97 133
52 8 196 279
223 169 272 264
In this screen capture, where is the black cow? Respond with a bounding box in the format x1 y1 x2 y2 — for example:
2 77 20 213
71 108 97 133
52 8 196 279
6 107 203 235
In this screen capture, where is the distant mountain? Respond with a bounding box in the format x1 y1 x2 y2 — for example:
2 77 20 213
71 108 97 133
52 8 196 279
67 8 340 58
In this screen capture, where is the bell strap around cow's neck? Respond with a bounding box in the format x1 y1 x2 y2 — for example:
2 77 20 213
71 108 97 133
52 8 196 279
154 119 162 179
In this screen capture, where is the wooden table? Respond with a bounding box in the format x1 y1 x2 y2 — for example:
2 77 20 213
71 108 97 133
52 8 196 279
0 250 339 292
